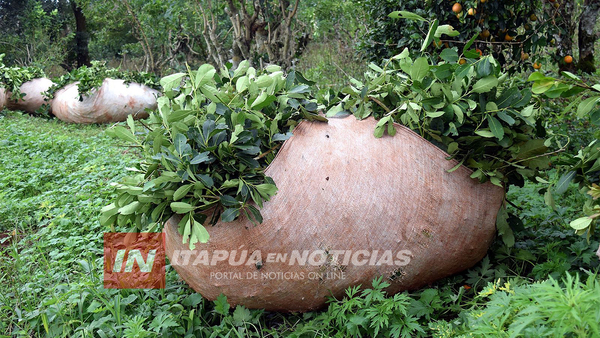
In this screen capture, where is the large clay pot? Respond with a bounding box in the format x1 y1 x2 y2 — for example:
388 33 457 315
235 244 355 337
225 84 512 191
164 116 505 312
50 78 159 123
0 88 5 111
4 78 54 113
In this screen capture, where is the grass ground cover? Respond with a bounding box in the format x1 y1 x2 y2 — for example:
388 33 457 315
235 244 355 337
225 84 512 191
1 105 599 337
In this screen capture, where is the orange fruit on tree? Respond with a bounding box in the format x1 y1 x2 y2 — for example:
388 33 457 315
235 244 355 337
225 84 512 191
468 8 476 15
521 52 530 61
554 2 560 8
564 55 573 63
504 33 514 41
459 58 467 65
533 62 542 69
530 14 537 21
480 29 490 38
476 49 483 57
452 3 463 13
481 0 487 3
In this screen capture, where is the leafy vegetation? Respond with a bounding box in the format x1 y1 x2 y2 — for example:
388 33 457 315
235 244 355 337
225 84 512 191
3 1 600 337
0 54 46 100
102 63 323 247
45 60 160 99
358 0 580 73
1 110 597 335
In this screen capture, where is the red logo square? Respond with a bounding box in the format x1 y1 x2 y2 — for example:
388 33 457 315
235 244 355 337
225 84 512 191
103 233 165 289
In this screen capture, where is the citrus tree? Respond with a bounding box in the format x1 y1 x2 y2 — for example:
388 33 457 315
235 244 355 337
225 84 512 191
358 0 576 73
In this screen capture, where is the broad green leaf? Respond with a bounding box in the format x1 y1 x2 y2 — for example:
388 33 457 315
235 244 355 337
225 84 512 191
435 25 459 38
561 71 580 81
516 139 547 159
110 126 138 144
195 64 216 87
190 219 210 246
173 184 193 201
472 76 498 93
447 142 458 154
236 76 249 93
577 96 600 118
221 208 240 222
521 105 535 117
326 103 344 117
487 115 504 140
391 48 410 60
527 72 548 82
255 183 278 200
255 74 273 88
160 73 185 92
570 217 593 230
190 151 211 165
368 63 384 73
497 111 515 125
126 115 135 135
251 91 268 108
475 130 495 138
421 19 439 52
532 79 555 94
496 87 522 109
171 202 195 214
555 171 576 195
425 111 445 118
476 57 492 77
411 57 430 82
389 11 427 21
439 48 459 63
118 201 141 215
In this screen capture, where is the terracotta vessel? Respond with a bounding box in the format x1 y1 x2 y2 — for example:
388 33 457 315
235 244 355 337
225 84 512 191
4 78 54 113
51 78 158 123
164 116 505 312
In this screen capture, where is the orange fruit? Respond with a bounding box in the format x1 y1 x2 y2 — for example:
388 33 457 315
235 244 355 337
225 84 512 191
564 55 573 63
468 8 476 15
481 0 487 2
476 49 483 57
452 3 463 13
459 58 467 65
530 14 537 21
554 2 560 8
533 62 542 69
521 52 530 61
480 29 490 38
505 34 514 41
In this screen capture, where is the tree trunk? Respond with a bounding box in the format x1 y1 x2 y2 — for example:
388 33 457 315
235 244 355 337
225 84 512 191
70 0 91 68
555 0 576 72
578 0 600 73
